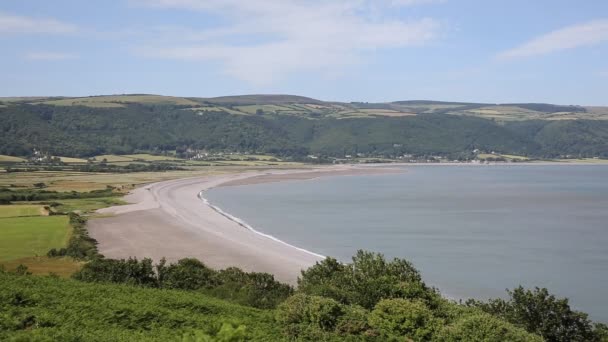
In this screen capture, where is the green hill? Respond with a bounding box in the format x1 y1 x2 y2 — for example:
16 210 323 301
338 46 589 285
1 95 608 159
0 272 279 341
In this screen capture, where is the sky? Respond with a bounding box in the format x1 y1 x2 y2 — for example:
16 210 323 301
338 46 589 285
1 0 607 104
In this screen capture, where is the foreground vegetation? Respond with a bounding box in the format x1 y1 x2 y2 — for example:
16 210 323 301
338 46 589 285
2 251 606 341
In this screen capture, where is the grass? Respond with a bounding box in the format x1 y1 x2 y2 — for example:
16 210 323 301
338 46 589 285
93 154 136 162
0 216 70 261
1 256 82 277
0 272 280 341
57 156 89 163
0 205 44 218
478 153 529 161
122 153 180 161
41 95 201 108
42 99 126 108
0 155 26 163
53 197 127 214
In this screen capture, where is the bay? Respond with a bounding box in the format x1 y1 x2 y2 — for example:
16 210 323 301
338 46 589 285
205 165 608 321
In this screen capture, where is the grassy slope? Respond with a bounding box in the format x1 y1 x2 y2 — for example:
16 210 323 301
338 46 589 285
0 216 70 261
0 273 281 341
0 155 26 162
4 94 608 120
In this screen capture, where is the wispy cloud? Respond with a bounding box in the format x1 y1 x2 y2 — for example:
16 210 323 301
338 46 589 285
497 19 608 60
24 52 79 61
133 0 442 85
0 12 77 35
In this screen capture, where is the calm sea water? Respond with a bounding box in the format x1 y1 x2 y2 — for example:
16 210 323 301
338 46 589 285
205 165 608 321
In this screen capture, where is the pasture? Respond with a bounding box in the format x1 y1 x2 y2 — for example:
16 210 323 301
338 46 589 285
0 155 26 163
0 216 70 261
0 205 44 218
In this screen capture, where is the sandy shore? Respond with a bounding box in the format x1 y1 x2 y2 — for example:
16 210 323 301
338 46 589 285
89 165 398 284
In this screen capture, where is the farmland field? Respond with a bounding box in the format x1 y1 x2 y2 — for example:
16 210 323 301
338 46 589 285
0 216 70 261
0 155 26 162
0 205 43 218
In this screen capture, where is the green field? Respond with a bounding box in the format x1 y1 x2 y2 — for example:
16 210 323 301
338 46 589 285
58 156 89 163
53 197 126 214
122 153 180 161
1 256 82 277
0 205 43 218
41 94 200 108
0 216 70 261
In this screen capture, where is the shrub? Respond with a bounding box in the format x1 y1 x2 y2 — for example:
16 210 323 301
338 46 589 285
158 258 217 290
434 313 543 342
369 298 440 341
298 250 432 310
470 286 600 341
276 294 344 332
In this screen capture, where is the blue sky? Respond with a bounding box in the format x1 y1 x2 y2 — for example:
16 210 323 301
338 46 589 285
1 0 607 104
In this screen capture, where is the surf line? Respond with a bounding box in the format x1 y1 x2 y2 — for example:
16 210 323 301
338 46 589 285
198 190 326 260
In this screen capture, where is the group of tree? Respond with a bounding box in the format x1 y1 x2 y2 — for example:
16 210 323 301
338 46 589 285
1 102 608 160
72 257 294 310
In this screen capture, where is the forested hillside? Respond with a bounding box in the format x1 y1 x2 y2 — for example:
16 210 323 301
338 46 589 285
2 95 608 159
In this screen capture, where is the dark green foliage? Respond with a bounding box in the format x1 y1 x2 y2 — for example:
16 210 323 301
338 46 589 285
47 213 99 259
209 267 295 309
73 258 157 286
298 250 438 310
434 313 543 342
2 102 607 159
73 257 293 309
275 293 379 341
3 251 602 341
469 286 604 342
158 258 217 290
368 298 441 341
0 272 279 341
0 186 116 203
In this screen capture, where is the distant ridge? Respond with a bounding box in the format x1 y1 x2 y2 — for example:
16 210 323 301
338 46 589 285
391 100 487 106
201 94 324 105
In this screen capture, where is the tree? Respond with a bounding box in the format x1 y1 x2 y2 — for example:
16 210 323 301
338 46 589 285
298 250 436 310
469 286 600 342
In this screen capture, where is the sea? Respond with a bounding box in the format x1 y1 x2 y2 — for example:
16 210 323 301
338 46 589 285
204 164 608 321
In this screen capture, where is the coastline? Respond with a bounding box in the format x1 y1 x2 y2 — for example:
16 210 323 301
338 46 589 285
89 165 399 284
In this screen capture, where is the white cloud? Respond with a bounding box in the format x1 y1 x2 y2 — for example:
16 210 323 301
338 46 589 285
497 19 608 60
0 12 77 35
24 52 79 61
133 0 441 84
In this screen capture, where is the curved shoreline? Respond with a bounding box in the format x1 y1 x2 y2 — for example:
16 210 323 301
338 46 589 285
198 190 327 260
89 165 398 284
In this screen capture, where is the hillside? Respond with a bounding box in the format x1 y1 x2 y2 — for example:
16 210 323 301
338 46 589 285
1 94 608 159
0 272 280 341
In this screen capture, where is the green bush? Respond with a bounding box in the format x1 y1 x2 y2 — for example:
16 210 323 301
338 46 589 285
470 286 602 341
276 293 344 334
434 313 543 342
298 250 436 310
73 257 292 310
369 298 440 341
